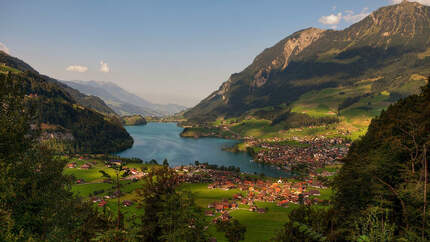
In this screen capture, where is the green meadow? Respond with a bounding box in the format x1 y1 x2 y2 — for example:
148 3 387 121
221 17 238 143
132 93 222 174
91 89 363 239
65 157 332 242
178 183 332 242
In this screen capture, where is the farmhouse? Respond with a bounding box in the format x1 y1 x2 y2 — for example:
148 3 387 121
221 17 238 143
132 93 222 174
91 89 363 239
80 163 92 169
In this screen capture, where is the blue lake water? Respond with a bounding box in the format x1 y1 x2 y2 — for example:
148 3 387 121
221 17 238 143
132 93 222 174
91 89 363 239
117 122 287 177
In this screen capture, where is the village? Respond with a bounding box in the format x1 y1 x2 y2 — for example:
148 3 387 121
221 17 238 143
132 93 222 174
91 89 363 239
65 152 335 225
245 137 350 170
174 164 331 223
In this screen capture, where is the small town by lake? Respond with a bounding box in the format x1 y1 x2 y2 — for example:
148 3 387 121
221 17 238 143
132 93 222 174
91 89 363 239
117 122 287 177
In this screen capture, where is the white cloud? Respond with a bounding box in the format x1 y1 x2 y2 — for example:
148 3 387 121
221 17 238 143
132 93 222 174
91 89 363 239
343 8 371 23
99 61 110 73
0 42 10 54
319 7 371 29
66 65 88 73
319 13 343 26
390 0 430 5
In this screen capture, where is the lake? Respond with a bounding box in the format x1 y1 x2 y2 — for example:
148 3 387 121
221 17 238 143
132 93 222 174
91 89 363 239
117 122 288 177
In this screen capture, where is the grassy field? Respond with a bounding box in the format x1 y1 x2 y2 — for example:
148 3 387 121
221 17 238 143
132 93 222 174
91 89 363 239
68 167 294 241
63 157 150 202
66 158 330 241
177 183 243 207
228 202 295 242
0 65 21 74
178 183 302 242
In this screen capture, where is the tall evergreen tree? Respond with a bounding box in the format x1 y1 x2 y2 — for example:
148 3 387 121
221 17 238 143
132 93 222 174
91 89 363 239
0 73 114 240
135 166 209 241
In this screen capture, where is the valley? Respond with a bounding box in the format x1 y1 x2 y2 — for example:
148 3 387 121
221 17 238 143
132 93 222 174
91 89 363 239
63 154 333 242
2 1 430 241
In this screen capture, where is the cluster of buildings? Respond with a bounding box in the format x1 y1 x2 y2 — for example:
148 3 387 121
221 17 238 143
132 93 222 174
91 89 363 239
249 137 350 169
66 161 96 170
91 196 134 208
208 177 324 207
174 164 329 223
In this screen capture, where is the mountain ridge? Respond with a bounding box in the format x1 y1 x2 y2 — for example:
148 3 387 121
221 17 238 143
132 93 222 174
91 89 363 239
63 80 188 117
0 51 118 117
0 51 133 153
185 2 430 125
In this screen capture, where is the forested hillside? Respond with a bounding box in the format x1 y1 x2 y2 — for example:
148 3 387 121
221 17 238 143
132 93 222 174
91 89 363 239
274 80 430 241
0 51 118 117
0 52 133 153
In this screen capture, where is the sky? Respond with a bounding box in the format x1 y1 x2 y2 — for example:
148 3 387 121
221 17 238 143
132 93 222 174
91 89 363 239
0 0 427 106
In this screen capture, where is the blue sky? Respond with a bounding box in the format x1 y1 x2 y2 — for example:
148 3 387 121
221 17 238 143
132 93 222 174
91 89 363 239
0 0 416 106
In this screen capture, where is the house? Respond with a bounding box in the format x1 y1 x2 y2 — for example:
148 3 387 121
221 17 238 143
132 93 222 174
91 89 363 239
310 190 321 196
277 200 289 207
215 204 223 212
220 212 231 222
257 208 266 214
130 168 138 175
67 162 76 168
91 197 101 203
122 200 134 207
98 200 107 207
80 163 91 169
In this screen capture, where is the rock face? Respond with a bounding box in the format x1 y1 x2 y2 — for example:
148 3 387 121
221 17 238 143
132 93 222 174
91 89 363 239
251 28 326 88
205 28 326 105
185 2 430 122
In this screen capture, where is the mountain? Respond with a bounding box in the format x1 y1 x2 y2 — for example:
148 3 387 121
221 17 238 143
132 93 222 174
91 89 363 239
185 1 430 125
63 80 188 117
0 51 133 153
55 81 118 116
0 51 117 117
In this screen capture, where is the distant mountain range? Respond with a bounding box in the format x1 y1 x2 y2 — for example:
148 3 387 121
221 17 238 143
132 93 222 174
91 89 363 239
62 80 187 117
185 1 430 124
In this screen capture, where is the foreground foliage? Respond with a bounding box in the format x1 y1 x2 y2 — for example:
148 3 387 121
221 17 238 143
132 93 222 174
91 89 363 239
0 77 209 241
0 75 116 240
275 81 430 241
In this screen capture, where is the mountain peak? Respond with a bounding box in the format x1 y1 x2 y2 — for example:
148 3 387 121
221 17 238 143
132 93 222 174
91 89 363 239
399 0 420 6
185 1 430 122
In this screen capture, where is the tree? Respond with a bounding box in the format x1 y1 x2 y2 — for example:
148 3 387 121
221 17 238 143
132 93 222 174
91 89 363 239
220 219 247 242
351 207 396 242
331 81 430 240
135 166 208 241
273 206 334 242
0 72 114 240
148 159 158 165
163 158 169 167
